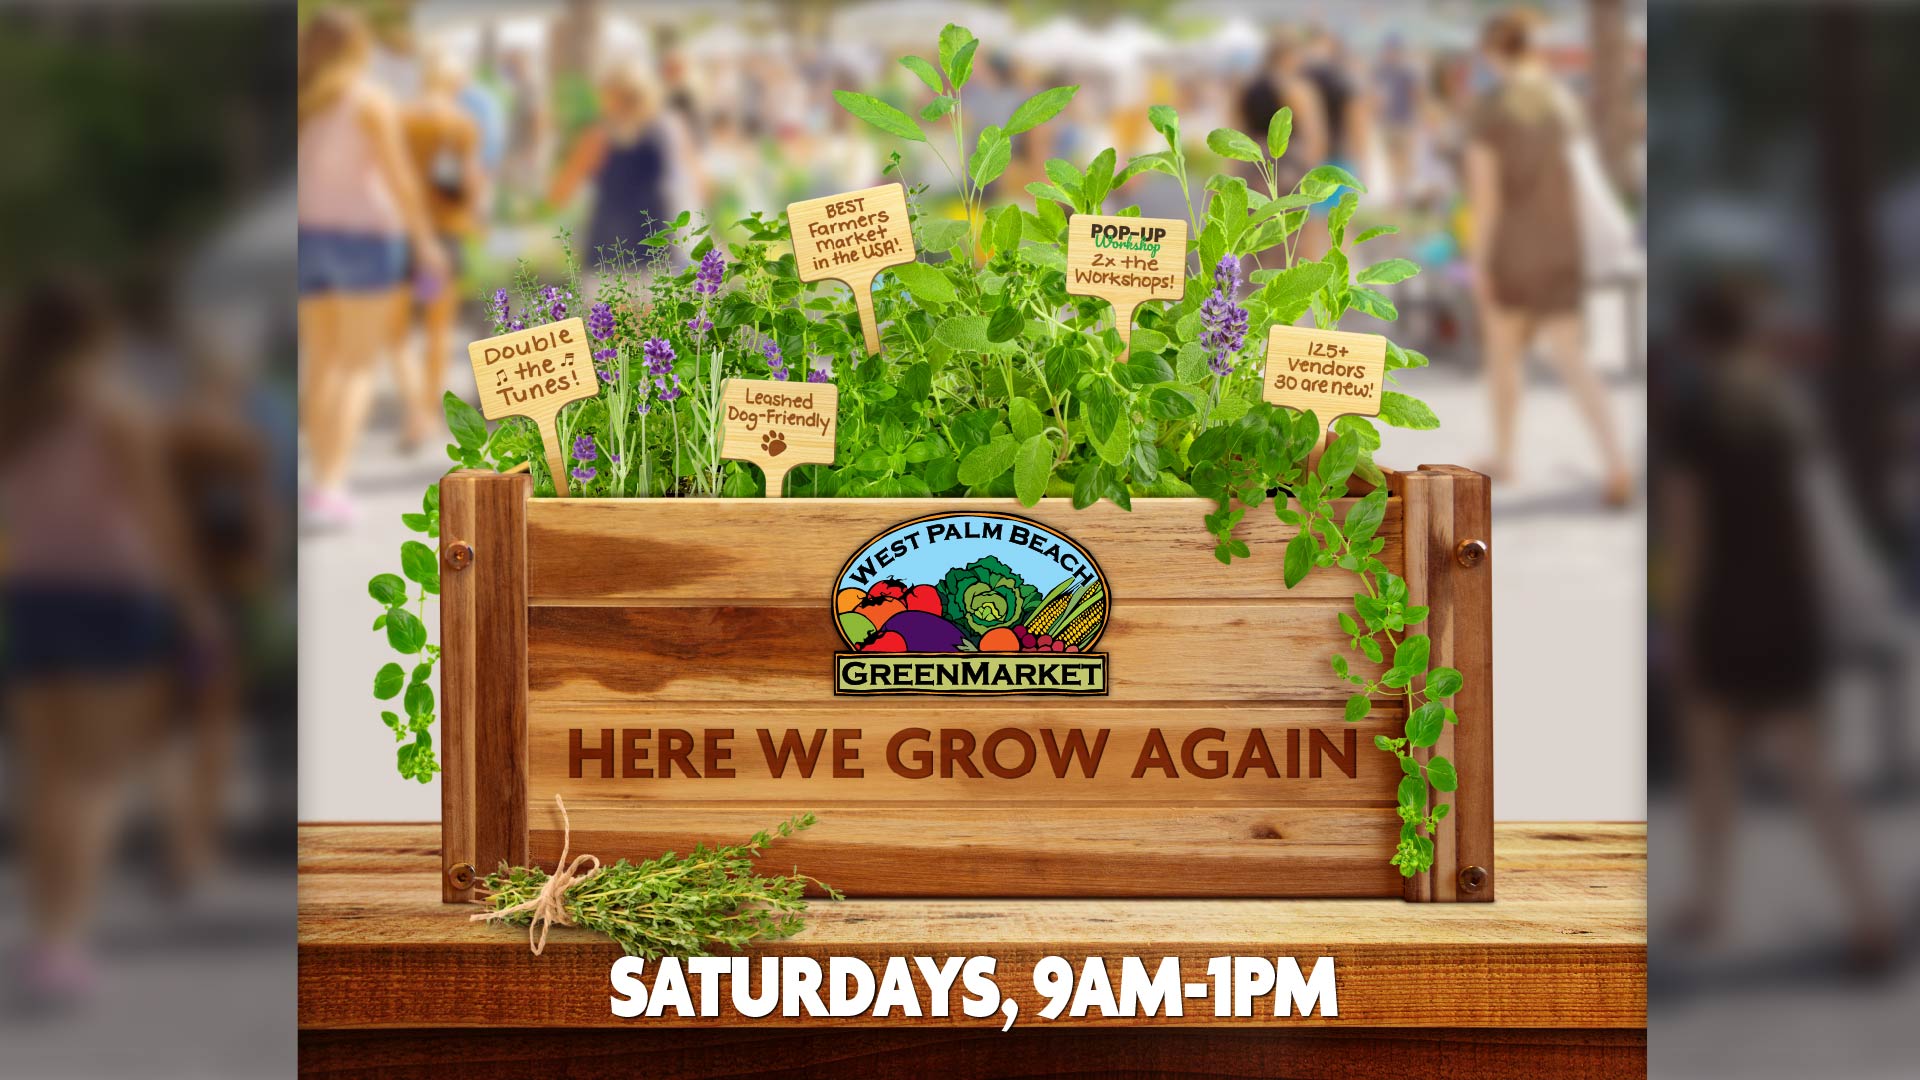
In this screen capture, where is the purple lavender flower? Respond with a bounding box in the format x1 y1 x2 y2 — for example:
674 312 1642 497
806 355 832 384
571 464 597 482
587 301 616 340
636 396 652 416
507 317 526 332
1199 256 1249 378
572 434 597 462
1213 253 1243 294
642 337 676 378
594 346 617 364
762 338 789 379
687 311 713 337
657 373 685 402
488 288 511 329
693 248 725 296
539 283 572 323
597 367 618 383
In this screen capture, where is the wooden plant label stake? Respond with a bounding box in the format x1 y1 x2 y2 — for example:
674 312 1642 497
1262 325 1387 472
719 378 837 498
788 183 915 355
467 317 597 495
1065 214 1187 355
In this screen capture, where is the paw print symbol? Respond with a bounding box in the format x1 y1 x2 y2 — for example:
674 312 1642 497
761 431 787 458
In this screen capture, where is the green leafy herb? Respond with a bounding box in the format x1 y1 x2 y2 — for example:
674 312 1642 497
478 811 839 959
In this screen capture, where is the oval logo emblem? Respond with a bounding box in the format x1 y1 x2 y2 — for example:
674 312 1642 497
832 512 1110 695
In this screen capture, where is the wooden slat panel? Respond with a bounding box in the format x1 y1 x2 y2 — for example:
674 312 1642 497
527 601 1375 705
526 704 1401 804
525 497 1401 603
527 803 1406 897
1400 466 1494 903
301 1027 1649 1080
299 823 1647 1030
437 471 530 900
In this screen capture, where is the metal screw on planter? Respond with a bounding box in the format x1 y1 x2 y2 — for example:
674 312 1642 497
1458 865 1489 893
1455 538 1489 569
447 862 476 890
444 540 474 571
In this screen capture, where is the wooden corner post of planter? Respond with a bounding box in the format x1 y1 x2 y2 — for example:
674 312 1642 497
438 469 531 902
1398 465 1494 902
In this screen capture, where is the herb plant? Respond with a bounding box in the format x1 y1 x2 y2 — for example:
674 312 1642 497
478 812 839 959
365 24 1460 878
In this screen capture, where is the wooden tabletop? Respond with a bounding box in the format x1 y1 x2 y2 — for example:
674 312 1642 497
299 822 1644 1031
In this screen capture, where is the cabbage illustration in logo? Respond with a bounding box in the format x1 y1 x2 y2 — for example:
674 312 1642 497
936 556 1042 638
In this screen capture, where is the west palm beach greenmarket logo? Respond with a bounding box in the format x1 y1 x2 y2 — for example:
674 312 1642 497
833 512 1110 695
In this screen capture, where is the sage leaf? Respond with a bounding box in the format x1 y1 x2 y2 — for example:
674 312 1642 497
831 90 925 143
1014 433 1053 506
958 434 1019 486
1006 85 1078 134
1206 127 1263 162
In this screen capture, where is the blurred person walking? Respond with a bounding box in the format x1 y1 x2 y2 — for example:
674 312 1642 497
1238 33 1326 261
1662 283 1898 970
1373 34 1423 205
297 8 447 527
1464 9 1631 505
403 50 487 441
549 61 706 269
0 283 221 1007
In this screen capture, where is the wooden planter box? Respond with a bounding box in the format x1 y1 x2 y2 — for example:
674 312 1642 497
437 465 1491 903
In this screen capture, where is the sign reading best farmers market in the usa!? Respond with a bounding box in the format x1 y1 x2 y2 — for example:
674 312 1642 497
834 512 1110 695
788 183 916 356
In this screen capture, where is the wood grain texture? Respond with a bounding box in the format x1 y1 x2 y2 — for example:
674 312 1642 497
787 183 913 353
299 823 1646 1030
1260 325 1387 421
1064 213 1187 353
438 471 531 900
528 804 1407 898
526 602 1378 705
718 379 837 497
1400 467 1494 903
300 1026 1647 1079
523 497 1402 604
466 319 596 494
527 704 1401 804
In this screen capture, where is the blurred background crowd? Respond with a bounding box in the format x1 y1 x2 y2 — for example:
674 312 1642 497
8 0 1920 1076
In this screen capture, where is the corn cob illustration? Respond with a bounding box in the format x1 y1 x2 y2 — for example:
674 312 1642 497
1026 578 1079 637
1057 596 1108 648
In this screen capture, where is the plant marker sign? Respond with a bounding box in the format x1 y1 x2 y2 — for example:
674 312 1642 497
1065 214 1187 355
719 378 837 498
833 512 1109 695
1260 325 1386 422
466 317 597 495
788 183 916 355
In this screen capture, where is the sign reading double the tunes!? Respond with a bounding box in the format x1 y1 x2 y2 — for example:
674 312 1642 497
1261 325 1387 421
466 317 597 494
1065 214 1187 355
788 183 916 355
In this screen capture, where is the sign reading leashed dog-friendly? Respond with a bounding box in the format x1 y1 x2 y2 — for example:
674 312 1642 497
466 317 598 495
834 512 1109 695
788 183 916 356
718 378 837 497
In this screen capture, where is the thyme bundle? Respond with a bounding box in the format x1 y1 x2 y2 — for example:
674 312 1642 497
477 810 841 959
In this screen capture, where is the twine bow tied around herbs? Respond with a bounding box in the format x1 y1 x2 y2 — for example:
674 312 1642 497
470 795 600 955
